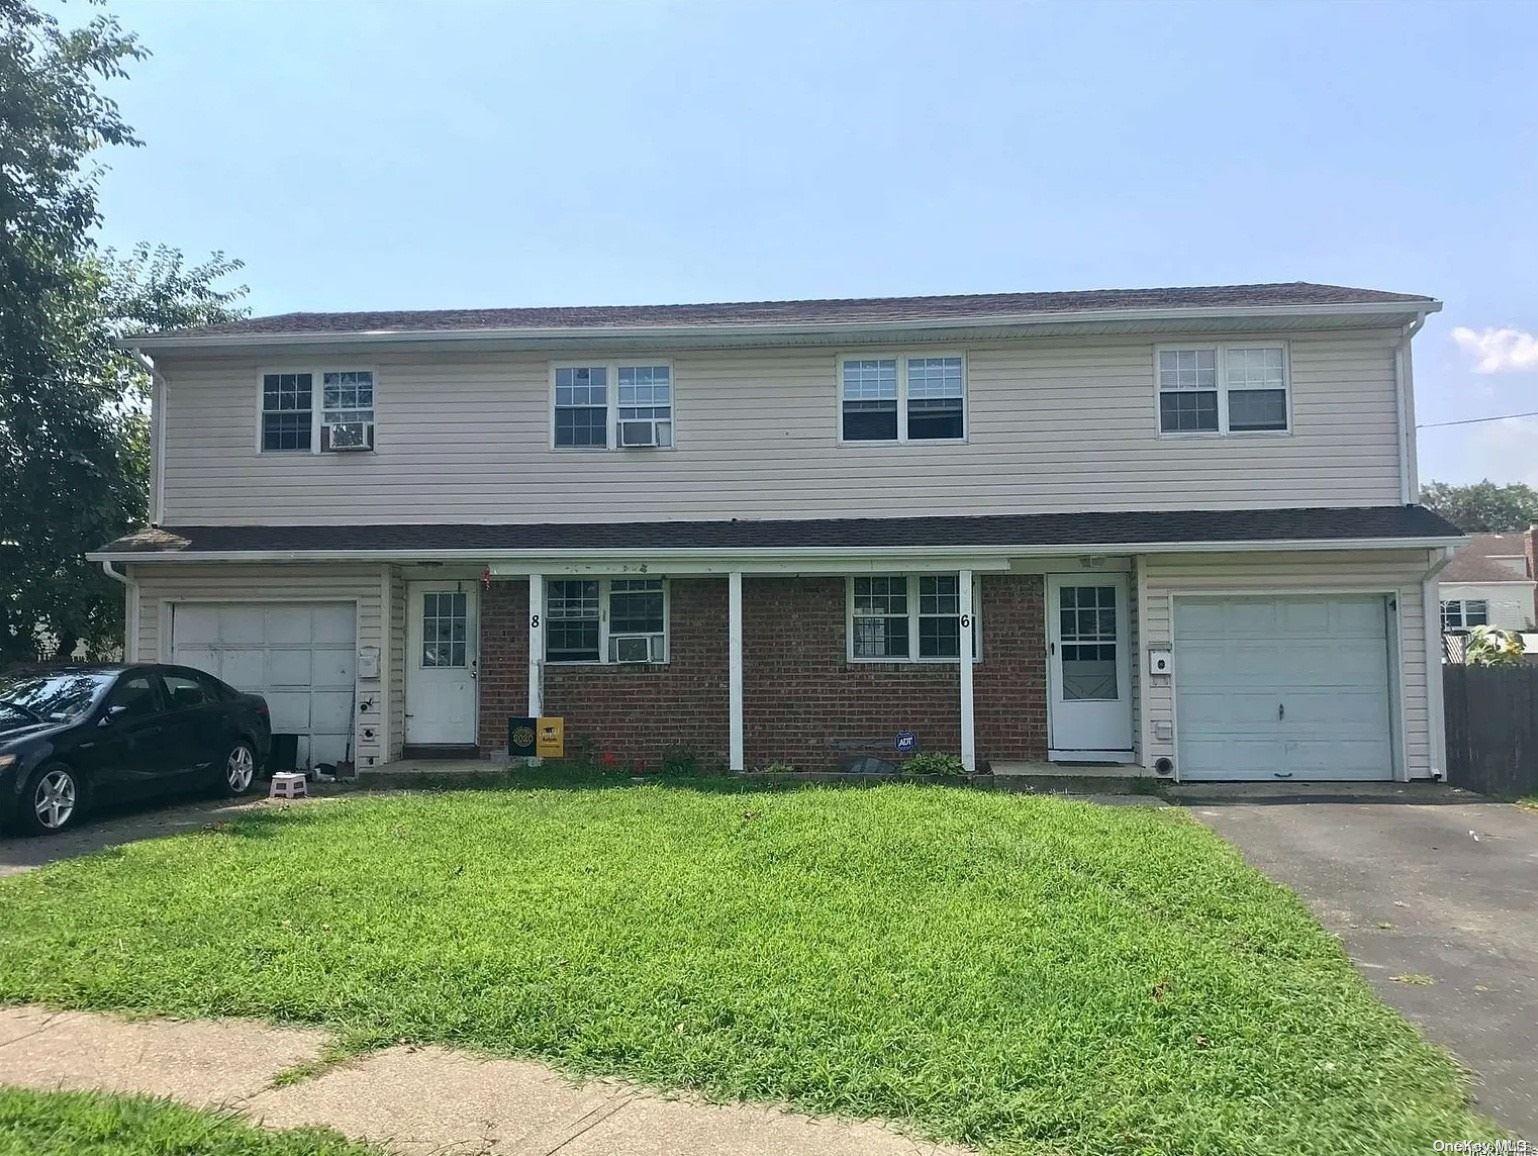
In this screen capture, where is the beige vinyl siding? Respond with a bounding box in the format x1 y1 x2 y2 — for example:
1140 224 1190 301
156 329 1404 525
128 563 386 765
1140 549 1435 779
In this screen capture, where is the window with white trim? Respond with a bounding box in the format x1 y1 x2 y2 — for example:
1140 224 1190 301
840 354 966 443
553 363 672 449
321 371 375 450
545 577 668 664
261 373 313 451
260 369 375 453
1440 599 1489 631
848 574 978 661
1157 343 1289 434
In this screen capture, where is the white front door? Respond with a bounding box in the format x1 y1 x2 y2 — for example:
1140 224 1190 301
405 582 478 746
1047 574 1133 761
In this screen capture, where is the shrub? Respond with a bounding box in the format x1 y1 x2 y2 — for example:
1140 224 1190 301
759 761 796 774
660 746 699 775
902 752 966 777
1465 625 1525 667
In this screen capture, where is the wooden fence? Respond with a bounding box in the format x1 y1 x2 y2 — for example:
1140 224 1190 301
1443 664 1538 798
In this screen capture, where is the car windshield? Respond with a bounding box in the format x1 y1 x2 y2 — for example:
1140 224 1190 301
0 672 115 725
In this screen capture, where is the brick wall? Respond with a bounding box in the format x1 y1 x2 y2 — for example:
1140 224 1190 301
479 572 1047 770
742 574 1046 768
478 577 730 767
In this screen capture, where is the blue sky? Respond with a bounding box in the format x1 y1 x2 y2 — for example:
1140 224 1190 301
74 0 1538 489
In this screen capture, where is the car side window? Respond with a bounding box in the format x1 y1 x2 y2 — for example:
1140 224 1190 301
160 673 208 711
194 672 233 702
105 674 158 720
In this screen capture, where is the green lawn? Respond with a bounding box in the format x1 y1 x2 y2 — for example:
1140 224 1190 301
0 1087 374 1155
0 779 1502 1154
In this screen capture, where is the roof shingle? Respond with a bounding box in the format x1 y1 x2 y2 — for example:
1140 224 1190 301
1442 532 1535 583
148 282 1436 340
94 505 1462 557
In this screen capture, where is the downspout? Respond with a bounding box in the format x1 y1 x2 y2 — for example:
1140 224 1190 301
1420 544 1459 781
100 560 139 662
126 347 167 526
1395 315 1428 506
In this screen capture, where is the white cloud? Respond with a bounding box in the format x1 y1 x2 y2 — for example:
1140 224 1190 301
1451 326 1538 373
1469 416 1538 487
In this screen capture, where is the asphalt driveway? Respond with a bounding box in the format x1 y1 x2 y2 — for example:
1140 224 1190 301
1176 783 1538 1140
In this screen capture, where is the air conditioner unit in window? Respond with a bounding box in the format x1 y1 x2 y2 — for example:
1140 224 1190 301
322 421 374 452
617 419 660 448
610 634 664 663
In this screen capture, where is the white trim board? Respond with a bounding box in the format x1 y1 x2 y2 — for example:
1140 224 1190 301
93 535 1467 567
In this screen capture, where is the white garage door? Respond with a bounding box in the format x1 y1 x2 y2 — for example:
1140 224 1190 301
1175 595 1394 781
170 602 356 768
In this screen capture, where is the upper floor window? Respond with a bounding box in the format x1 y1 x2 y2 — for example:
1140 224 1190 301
1441 599 1488 631
261 373 313 451
1156 343 1289 435
545 577 668 664
840 354 966 443
260 369 374 453
847 574 979 662
321 371 375 451
553 363 673 450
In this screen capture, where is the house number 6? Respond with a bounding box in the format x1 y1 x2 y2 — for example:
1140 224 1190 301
960 614 971 628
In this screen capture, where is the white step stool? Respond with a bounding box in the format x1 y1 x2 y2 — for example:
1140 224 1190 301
269 772 308 800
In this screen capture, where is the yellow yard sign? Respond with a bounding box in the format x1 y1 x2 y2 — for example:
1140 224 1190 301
536 716 564 758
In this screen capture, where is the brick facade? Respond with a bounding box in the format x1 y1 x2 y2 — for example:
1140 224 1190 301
478 572 1048 770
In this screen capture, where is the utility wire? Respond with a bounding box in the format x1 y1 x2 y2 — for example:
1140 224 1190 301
1418 409 1538 429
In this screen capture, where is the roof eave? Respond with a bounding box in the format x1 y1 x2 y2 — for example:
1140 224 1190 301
86 532 1466 565
118 299 1444 354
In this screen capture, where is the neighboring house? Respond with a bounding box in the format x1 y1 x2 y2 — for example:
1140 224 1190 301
88 282 1464 782
1438 531 1537 633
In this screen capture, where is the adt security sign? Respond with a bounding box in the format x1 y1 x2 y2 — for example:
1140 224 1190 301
895 730 918 755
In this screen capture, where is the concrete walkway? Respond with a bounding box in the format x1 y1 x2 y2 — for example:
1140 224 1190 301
0 1006 966 1155
1175 783 1538 1140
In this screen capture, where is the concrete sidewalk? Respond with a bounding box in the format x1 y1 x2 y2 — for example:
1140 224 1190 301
0 1006 966 1155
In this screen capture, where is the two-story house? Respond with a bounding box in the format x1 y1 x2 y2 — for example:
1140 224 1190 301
89 282 1463 782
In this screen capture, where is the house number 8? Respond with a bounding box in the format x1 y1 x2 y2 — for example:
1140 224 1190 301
530 613 540 628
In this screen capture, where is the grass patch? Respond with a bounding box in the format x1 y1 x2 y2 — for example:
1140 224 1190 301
0 782 1501 1154
0 1087 376 1155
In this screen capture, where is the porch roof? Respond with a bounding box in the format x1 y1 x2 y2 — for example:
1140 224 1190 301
92 505 1463 563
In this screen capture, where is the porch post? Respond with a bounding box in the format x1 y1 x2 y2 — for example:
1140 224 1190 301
959 569 976 772
528 573 544 719
728 570 744 771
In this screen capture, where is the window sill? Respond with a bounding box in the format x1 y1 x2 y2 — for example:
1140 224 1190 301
845 658 980 668
545 660 671 669
837 438 970 448
1156 429 1292 440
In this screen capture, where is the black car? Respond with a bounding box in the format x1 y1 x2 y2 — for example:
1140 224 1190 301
0 664 272 836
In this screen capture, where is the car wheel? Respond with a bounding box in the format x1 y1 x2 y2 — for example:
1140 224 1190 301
217 741 258 797
20 762 83 836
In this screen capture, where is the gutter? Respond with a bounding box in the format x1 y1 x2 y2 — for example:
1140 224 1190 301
1394 315 1429 504
87 533 1468 566
119 300 1444 354
125 347 167 524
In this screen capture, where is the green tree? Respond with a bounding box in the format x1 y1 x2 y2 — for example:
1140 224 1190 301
1420 480 1538 533
1 0 246 662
